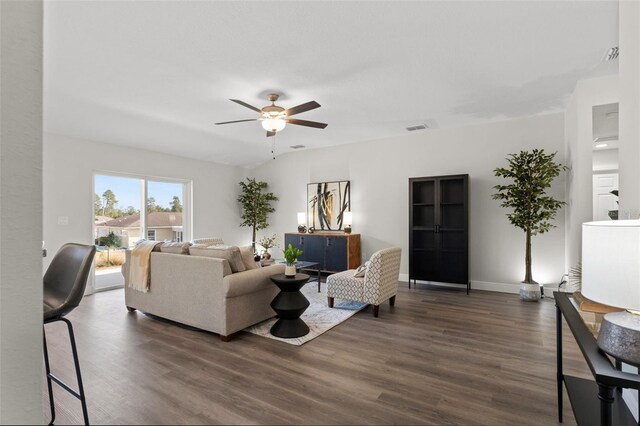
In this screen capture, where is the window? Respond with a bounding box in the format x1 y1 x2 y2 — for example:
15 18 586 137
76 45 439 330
147 229 156 241
173 231 183 242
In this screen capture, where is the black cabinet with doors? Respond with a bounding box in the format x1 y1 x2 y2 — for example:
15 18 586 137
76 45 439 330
409 174 469 293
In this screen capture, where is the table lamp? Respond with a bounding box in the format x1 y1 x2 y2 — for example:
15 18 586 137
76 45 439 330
297 212 307 233
582 220 640 365
343 211 352 234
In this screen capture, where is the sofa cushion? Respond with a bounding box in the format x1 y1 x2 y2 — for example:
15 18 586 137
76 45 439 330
239 246 259 270
223 263 286 298
160 241 191 254
189 245 246 273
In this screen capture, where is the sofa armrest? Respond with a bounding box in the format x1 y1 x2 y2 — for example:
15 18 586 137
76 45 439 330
223 263 285 298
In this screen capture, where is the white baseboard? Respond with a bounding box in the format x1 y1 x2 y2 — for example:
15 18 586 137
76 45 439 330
399 274 561 295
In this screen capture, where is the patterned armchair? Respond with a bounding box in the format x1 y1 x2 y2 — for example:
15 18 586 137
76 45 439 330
326 247 402 317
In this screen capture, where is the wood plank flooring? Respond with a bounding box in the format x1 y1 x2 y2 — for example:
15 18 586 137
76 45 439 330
42 283 589 425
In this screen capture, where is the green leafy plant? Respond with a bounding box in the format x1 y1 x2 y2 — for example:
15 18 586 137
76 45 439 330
492 149 567 284
283 243 303 265
238 178 278 250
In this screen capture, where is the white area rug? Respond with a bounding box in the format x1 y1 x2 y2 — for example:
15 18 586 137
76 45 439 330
244 282 366 345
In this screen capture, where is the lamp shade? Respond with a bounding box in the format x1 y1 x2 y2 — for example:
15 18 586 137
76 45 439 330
582 220 640 311
261 118 286 132
343 211 353 226
297 212 306 225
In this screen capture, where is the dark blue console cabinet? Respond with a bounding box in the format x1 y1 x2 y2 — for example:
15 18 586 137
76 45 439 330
284 233 360 273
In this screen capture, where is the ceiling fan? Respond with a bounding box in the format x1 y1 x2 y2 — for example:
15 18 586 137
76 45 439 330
215 93 328 137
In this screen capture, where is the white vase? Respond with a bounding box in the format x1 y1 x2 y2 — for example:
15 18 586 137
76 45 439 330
284 265 297 277
520 282 541 302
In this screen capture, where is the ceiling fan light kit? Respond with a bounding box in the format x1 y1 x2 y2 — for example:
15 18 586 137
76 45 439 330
216 93 327 137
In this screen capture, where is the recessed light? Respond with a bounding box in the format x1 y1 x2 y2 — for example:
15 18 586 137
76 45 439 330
606 111 619 119
595 143 608 148
290 145 306 149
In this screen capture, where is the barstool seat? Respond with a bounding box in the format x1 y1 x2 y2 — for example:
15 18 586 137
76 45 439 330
43 243 96 426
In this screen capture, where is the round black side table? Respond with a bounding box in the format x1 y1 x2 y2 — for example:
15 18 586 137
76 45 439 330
269 273 310 338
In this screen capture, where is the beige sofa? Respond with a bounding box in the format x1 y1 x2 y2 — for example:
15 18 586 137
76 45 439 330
122 250 284 341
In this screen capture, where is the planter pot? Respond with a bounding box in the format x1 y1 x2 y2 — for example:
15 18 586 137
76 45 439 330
284 265 297 277
520 282 541 302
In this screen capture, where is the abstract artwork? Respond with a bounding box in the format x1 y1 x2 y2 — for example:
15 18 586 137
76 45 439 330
307 181 350 231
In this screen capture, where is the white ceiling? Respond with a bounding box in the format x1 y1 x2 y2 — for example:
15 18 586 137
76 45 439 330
44 1 619 168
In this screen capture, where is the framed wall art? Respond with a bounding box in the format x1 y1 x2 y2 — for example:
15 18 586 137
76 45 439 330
307 181 350 232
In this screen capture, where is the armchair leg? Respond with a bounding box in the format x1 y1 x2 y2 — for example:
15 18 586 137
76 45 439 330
373 305 379 317
389 295 396 307
328 297 334 308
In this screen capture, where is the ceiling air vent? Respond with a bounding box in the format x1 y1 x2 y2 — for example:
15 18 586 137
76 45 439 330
604 46 619 62
290 145 306 149
593 136 618 144
406 124 429 132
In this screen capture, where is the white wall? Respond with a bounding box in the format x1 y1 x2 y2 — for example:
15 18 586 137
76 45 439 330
43 133 248 274
0 1 44 423
251 113 566 292
564 74 618 272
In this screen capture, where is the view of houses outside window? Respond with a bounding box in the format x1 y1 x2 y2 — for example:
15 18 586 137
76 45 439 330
94 175 186 290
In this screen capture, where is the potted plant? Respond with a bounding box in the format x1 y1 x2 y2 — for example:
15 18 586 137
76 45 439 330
238 178 278 252
492 149 567 301
258 234 278 261
283 243 303 277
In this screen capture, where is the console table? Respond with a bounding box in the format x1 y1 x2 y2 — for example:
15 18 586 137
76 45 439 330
555 291 640 425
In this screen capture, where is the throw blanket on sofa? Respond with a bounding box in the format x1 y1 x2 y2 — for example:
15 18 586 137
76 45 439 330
128 241 160 293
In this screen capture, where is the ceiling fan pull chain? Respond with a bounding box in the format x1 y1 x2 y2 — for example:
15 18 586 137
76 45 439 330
271 135 276 160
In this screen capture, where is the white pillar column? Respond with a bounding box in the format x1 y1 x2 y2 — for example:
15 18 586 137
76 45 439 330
0 1 44 424
618 0 640 218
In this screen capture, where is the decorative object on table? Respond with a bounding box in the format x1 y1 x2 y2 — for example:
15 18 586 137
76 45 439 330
608 190 619 220
258 233 278 261
492 149 567 301
308 227 315 233
582 220 640 365
343 211 353 234
283 243 303 277
269 273 311 338
568 261 582 292
238 177 278 252
409 174 469 293
307 181 350 232
297 212 307 233
244 281 366 345
327 247 401 318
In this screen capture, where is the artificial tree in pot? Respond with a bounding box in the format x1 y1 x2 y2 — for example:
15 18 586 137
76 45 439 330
492 149 567 301
238 178 278 252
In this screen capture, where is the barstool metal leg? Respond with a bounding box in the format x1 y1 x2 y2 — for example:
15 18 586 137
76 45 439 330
61 317 90 426
43 327 56 426
44 318 90 425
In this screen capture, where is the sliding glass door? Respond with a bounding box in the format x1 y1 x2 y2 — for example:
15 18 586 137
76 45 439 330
92 173 191 292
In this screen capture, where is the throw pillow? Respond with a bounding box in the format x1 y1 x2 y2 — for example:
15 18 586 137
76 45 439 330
239 246 259 270
159 241 191 254
189 245 246 273
353 261 368 278
192 237 224 246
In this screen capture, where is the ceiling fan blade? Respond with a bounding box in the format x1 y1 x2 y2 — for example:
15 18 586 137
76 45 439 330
266 131 276 137
230 99 262 113
214 118 258 125
285 101 320 116
285 118 328 129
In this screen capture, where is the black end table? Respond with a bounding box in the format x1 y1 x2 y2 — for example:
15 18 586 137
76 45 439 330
270 273 310 338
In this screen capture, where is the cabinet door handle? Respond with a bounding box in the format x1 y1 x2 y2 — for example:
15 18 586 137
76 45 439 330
326 237 331 247
300 236 304 245
435 224 440 233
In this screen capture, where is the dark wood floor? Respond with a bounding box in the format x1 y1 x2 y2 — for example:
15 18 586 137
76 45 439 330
42 283 588 425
